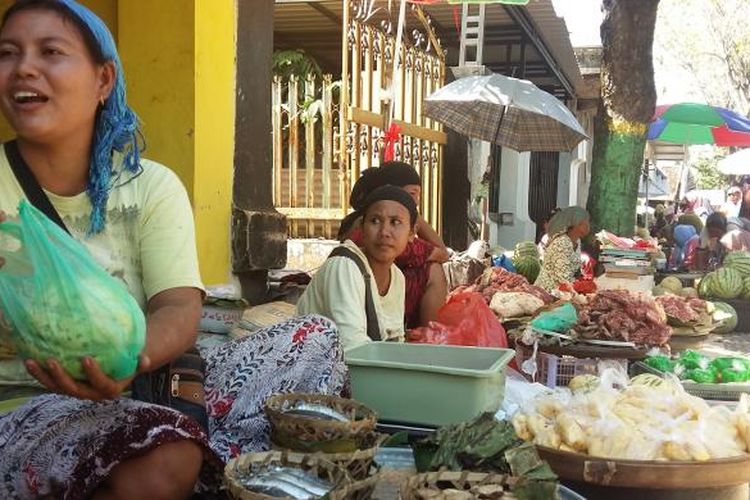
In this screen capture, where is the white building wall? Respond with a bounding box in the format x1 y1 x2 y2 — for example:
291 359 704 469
488 149 536 250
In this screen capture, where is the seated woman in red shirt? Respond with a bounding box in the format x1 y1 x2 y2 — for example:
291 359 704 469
338 162 449 328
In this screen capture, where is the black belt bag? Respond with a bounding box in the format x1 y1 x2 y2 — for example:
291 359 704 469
131 347 208 432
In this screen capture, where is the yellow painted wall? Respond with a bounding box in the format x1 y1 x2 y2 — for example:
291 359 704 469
119 0 234 285
118 0 195 192
193 0 236 286
0 0 235 286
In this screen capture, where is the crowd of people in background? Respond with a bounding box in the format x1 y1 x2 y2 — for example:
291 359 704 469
650 181 750 271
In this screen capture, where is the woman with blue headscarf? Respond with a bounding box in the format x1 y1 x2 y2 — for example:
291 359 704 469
669 224 700 270
0 1 346 497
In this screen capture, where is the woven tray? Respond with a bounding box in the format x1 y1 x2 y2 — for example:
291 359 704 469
265 393 378 453
224 450 349 500
400 471 520 500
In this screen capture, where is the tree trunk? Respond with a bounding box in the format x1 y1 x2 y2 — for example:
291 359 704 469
586 0 660 236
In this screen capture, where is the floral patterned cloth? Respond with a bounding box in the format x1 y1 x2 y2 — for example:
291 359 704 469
534 234 581 291
0 315 347 499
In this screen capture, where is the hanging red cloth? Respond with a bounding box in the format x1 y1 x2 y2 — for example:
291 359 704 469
383 123 401 162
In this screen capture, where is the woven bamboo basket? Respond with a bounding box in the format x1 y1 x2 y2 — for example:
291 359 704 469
329 472 380 500
311 433 384 480
400 471 519 500
224 450 350 500
265 393 377 453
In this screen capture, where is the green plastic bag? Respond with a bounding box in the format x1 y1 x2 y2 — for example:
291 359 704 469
0 201 145 380
679 350 710 370
710 357 750 373
719 369 749 383
530 302 578 333
645 355 675 373
683 367 718 384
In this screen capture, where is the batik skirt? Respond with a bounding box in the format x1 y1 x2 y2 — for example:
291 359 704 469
0 315 347 499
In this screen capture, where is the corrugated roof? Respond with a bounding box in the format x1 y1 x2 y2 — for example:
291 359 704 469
274 0 585 98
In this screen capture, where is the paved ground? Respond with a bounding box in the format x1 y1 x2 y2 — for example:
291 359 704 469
671 332 750 357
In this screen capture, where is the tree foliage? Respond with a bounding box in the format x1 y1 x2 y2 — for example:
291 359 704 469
654 0 750 114
272 49 323 81
692 149 729 190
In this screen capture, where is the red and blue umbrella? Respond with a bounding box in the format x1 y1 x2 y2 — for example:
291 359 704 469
647 102 750 146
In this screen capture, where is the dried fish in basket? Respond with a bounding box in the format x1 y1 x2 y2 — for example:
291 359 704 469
265 393 377 453
224 450 349 500
401 471 529 500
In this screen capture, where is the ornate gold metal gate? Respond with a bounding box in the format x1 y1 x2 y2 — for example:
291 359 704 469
342 0 447 232
272 0 447 239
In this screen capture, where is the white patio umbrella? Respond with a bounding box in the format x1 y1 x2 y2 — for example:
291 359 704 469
423 73 588 151
718 148 750 175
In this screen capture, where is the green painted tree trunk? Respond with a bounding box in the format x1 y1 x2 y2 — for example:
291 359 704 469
586 0 660 236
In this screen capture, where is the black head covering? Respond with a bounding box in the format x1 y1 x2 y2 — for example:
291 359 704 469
339 163 420 239
706 212 727 232
359 185 418 226
379 161 421 188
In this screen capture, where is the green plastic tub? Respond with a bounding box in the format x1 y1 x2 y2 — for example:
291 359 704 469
344 343 514 427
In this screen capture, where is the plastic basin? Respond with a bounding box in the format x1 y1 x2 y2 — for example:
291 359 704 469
344 343 514 427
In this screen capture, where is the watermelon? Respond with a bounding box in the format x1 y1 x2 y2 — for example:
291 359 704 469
660 276 683 294
513 255 541 283
630 373 669 390
710 268 744 299
514 241 539 259
680 287 698 298
742 277 750 300
698 273 716 299
712 302 738 334
723 251 750 277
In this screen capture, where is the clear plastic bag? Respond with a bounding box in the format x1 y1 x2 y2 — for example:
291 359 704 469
0 201 145 380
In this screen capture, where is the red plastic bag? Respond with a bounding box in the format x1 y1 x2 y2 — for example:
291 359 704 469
408 292 508 348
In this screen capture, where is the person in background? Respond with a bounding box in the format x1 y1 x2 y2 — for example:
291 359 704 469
722 217 750 252
720 186 742 218
650 204 668 239
537 207 561 259
669 224 700 270
697 213 728 270
683 192 713 222
299 186 417 349
534 207 590 291
338 162 448 329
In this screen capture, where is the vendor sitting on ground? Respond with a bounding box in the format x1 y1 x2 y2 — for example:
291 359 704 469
337 161 448 329
697 213 728 268
534 207 591 292
298 186 417 349
669 224 700 270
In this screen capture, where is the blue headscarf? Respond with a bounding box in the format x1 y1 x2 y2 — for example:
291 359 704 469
59 0 141 235
672 224 698 268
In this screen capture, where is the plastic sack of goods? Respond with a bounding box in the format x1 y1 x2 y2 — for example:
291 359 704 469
0 201 145 380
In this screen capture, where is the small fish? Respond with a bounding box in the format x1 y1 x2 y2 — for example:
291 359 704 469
240 466 334 499
241 477 313 498
283 403 349 422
